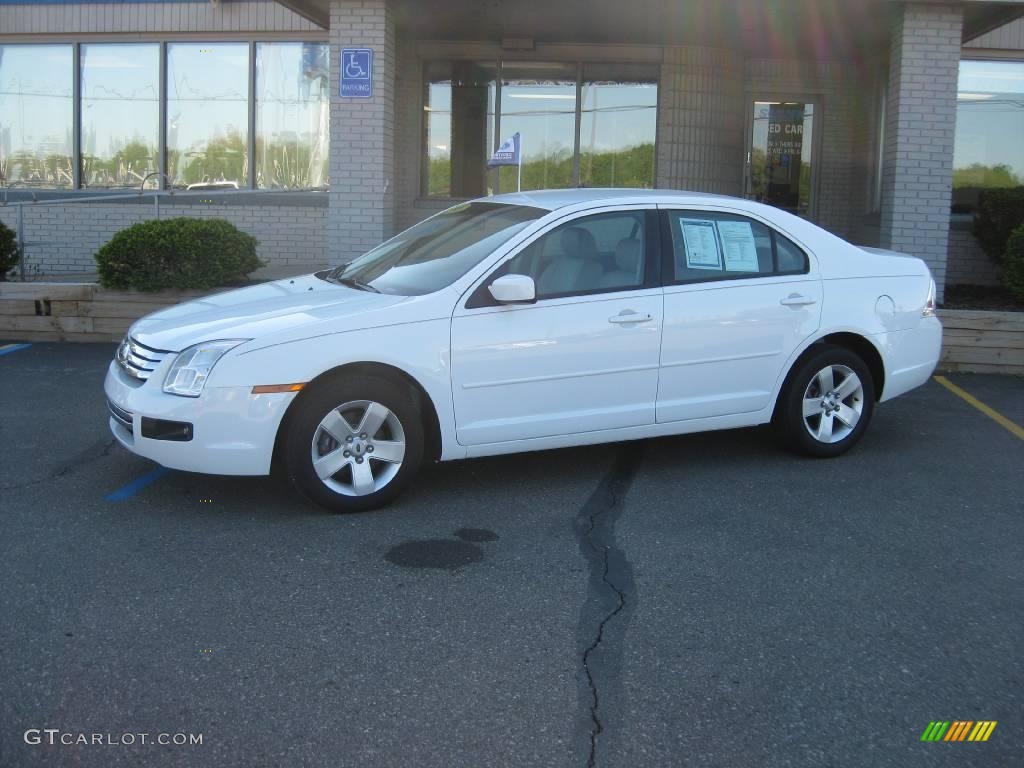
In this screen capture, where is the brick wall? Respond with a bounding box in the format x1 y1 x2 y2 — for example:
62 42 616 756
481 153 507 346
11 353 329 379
0 200 327 277
657 47 745 195
328 0 396 265
880 3 963 299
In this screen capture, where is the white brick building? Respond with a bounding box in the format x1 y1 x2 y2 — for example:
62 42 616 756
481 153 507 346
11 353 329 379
1 0 1023 298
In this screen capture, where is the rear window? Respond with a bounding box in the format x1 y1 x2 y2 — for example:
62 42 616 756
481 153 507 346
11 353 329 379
666 210 808 283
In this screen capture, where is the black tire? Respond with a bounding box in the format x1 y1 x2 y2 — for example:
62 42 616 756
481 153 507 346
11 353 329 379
775 344 875 458
284 373 424 512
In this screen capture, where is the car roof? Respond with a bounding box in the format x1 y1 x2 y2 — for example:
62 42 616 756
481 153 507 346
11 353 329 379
483 188 736 211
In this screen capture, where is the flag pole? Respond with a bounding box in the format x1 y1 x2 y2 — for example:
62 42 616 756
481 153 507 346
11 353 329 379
517 134 522 192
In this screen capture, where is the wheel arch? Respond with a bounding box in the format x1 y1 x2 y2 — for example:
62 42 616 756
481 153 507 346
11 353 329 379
771 331 886 422
272 361 444 469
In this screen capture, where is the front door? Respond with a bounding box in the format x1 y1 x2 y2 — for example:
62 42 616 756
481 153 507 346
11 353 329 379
745 100 817 218
450 207 663 446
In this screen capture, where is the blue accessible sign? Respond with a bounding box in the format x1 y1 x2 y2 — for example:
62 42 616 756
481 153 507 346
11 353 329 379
340 48 373 98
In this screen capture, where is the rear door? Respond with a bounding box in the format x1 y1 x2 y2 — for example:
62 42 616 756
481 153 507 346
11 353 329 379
656 207 822 422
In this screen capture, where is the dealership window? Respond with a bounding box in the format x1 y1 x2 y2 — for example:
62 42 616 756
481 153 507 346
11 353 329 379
256 42 330 189
496 62 578 193
81 44 160 188
167 43 249 189
952 59 1024 213
0 41 328 191
0 44 74 187
579 64 657 188
423 61 496 197
422 60 658 198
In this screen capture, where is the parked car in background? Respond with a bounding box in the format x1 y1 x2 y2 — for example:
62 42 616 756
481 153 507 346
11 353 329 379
105 189 942 512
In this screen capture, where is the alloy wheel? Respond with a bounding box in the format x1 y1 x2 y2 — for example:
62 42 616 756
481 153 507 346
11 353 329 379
310 399 406 496
801 364 865 444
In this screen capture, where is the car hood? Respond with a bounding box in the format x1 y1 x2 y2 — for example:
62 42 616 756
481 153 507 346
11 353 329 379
131 274 408 351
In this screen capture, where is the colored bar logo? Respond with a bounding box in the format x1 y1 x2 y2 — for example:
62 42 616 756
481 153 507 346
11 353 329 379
921 721 997 742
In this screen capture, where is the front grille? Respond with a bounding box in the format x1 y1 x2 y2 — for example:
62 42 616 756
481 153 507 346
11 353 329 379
117 336 172 381
107 399 134 430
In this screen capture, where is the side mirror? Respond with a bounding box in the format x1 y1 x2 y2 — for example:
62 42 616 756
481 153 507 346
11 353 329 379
488 274 536 304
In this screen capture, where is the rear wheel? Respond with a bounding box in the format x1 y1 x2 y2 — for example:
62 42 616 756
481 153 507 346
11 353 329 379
776 345 875 458
284 374 424 512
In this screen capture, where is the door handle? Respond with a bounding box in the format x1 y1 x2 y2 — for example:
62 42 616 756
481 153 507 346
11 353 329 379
608 310 652 324
779 294 817 307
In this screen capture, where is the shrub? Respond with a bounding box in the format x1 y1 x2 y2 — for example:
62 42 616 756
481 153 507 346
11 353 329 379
972 186 1024 263
1004 224 1024 303
95 217 263 291
0 219 19 281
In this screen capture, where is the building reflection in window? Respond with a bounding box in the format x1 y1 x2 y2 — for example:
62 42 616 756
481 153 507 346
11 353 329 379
0 44 74 187
167 42 249 189
953 60 1024 213
256 42 330 189
81 43 160 189
579 63 658 189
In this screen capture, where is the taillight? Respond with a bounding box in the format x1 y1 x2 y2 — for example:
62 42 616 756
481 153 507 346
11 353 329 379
923 279 936 317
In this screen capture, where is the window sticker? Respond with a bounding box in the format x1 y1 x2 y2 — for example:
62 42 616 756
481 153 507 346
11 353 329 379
716 220 760 272
679 218 722 270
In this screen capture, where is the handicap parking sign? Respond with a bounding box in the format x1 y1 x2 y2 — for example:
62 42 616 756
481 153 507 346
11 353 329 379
341 48 373 98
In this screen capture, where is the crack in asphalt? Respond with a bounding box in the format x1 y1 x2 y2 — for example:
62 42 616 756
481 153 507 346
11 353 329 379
0 437 117 491
575 447 642 768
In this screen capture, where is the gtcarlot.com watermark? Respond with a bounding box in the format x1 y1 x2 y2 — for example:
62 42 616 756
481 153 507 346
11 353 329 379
25 729 203 747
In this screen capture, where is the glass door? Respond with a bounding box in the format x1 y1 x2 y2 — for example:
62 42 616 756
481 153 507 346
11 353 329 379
746 100 816 217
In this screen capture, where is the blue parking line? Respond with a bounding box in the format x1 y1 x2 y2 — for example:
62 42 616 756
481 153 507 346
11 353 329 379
0 343 32 356
106 465 170 501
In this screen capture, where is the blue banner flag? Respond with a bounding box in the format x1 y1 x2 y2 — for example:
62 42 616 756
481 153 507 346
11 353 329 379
487 133 521 168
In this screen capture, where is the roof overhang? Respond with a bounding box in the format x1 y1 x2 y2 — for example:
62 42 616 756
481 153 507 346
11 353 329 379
275 0 1024 49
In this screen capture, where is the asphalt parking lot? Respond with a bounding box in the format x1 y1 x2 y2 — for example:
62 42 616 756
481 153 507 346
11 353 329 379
1 342 1021 768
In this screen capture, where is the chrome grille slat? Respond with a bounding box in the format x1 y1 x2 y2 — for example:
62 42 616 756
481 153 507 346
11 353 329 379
107 400 133 430
116 336 173 381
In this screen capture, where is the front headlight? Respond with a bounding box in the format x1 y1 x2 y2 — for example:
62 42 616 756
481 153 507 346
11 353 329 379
163 339 248 397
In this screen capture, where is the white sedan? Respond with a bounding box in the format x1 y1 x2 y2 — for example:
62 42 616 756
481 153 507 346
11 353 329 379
105 189 942 512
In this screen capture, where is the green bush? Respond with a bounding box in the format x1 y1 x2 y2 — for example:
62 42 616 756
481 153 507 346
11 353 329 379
95 217 263 291
0 219 19 281
1004 224 1024 303
972 186 1024 263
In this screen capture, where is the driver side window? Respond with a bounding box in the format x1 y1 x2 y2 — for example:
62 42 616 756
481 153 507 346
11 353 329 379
502 210 648 300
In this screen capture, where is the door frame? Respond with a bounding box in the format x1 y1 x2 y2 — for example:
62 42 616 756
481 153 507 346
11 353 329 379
743 94 824 222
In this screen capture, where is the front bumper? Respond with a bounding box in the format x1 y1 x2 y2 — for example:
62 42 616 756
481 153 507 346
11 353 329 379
103 361 296 475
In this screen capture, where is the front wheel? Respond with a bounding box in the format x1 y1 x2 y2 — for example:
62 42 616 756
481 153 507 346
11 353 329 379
284 374 424 512
776 345 875 458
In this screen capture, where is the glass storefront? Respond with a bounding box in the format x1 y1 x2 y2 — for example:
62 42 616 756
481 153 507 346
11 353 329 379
422 61 496 198
0 41 328 190
952 59 1024 213
166 43 249 189
748 100 815 217
579 63 657 189
0 44 74 187
81 43 160 188
495 63 577 193
255 42 330 189
422 59 658 197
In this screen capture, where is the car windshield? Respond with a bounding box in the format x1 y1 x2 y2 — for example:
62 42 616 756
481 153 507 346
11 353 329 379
326 202 545 296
